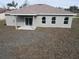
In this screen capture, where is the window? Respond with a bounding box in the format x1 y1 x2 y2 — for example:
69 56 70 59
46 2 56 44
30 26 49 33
64 17 69 24
42 17 46 23
52 17 56 24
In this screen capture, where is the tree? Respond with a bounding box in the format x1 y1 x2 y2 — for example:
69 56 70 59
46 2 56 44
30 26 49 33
69 6 78 12
11 1 18 8
20 0 28 8
7 3 12 9
7 0 18 9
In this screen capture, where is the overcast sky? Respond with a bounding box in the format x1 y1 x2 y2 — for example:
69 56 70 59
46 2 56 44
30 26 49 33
0 0 79 8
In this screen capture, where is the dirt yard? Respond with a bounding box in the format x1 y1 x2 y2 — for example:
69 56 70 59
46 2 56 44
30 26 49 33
0 19 79 59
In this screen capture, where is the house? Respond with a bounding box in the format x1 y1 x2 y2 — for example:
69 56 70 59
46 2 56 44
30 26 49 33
0 8 16 20
5 4 76 30
0 8 6 20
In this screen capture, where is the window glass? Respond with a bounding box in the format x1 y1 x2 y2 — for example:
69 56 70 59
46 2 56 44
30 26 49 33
64 17 69 24
52 17 56 24
42 17 46 23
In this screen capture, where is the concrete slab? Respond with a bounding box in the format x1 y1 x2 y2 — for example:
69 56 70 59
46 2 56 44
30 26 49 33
17 26 36 30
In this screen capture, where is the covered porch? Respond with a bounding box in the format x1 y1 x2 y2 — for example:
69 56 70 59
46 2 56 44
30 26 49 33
15 15 36 30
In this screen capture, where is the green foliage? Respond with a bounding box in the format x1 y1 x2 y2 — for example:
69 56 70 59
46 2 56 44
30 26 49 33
65 6 79 13
7 1 18 9
11 1 18 7
20 0 28 8
69 6 78 12
7 3 13 7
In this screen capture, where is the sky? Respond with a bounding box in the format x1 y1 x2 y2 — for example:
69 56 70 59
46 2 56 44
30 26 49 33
0 0 79 8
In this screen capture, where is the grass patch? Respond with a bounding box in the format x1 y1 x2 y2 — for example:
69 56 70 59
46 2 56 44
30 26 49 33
71 18 79 39
0 20 5 28
72 28 79 32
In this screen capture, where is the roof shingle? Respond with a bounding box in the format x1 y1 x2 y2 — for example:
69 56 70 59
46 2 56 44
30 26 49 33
6 4 75 15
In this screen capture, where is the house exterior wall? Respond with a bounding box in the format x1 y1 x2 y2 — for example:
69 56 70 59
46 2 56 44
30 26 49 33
16 16 25 26
5 15 73 28
5 15 25 26
33 16 73 28
0 13 5 20
5 15 16 26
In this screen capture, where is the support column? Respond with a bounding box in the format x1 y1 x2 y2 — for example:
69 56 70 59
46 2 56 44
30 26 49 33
15 16 18 29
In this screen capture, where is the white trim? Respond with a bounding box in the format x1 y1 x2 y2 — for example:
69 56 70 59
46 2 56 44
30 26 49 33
10 14 37 16
5 13 77 16
37 13 77 16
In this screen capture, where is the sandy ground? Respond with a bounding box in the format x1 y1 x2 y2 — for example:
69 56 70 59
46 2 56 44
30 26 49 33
0 19 79 59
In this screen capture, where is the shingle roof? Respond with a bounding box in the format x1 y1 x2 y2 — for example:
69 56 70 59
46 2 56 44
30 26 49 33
6 4 75 15
0 8 6 13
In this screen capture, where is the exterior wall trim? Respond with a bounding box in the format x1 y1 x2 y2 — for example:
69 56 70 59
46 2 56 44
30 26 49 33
5 13 77 16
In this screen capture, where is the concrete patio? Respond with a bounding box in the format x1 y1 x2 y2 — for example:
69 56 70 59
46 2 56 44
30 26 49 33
17 26 36 30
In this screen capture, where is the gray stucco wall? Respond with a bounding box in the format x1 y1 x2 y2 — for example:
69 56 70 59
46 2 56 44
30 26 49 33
16 16 25 26
5 15 73 28
33 16 73 28
5 15 16 26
